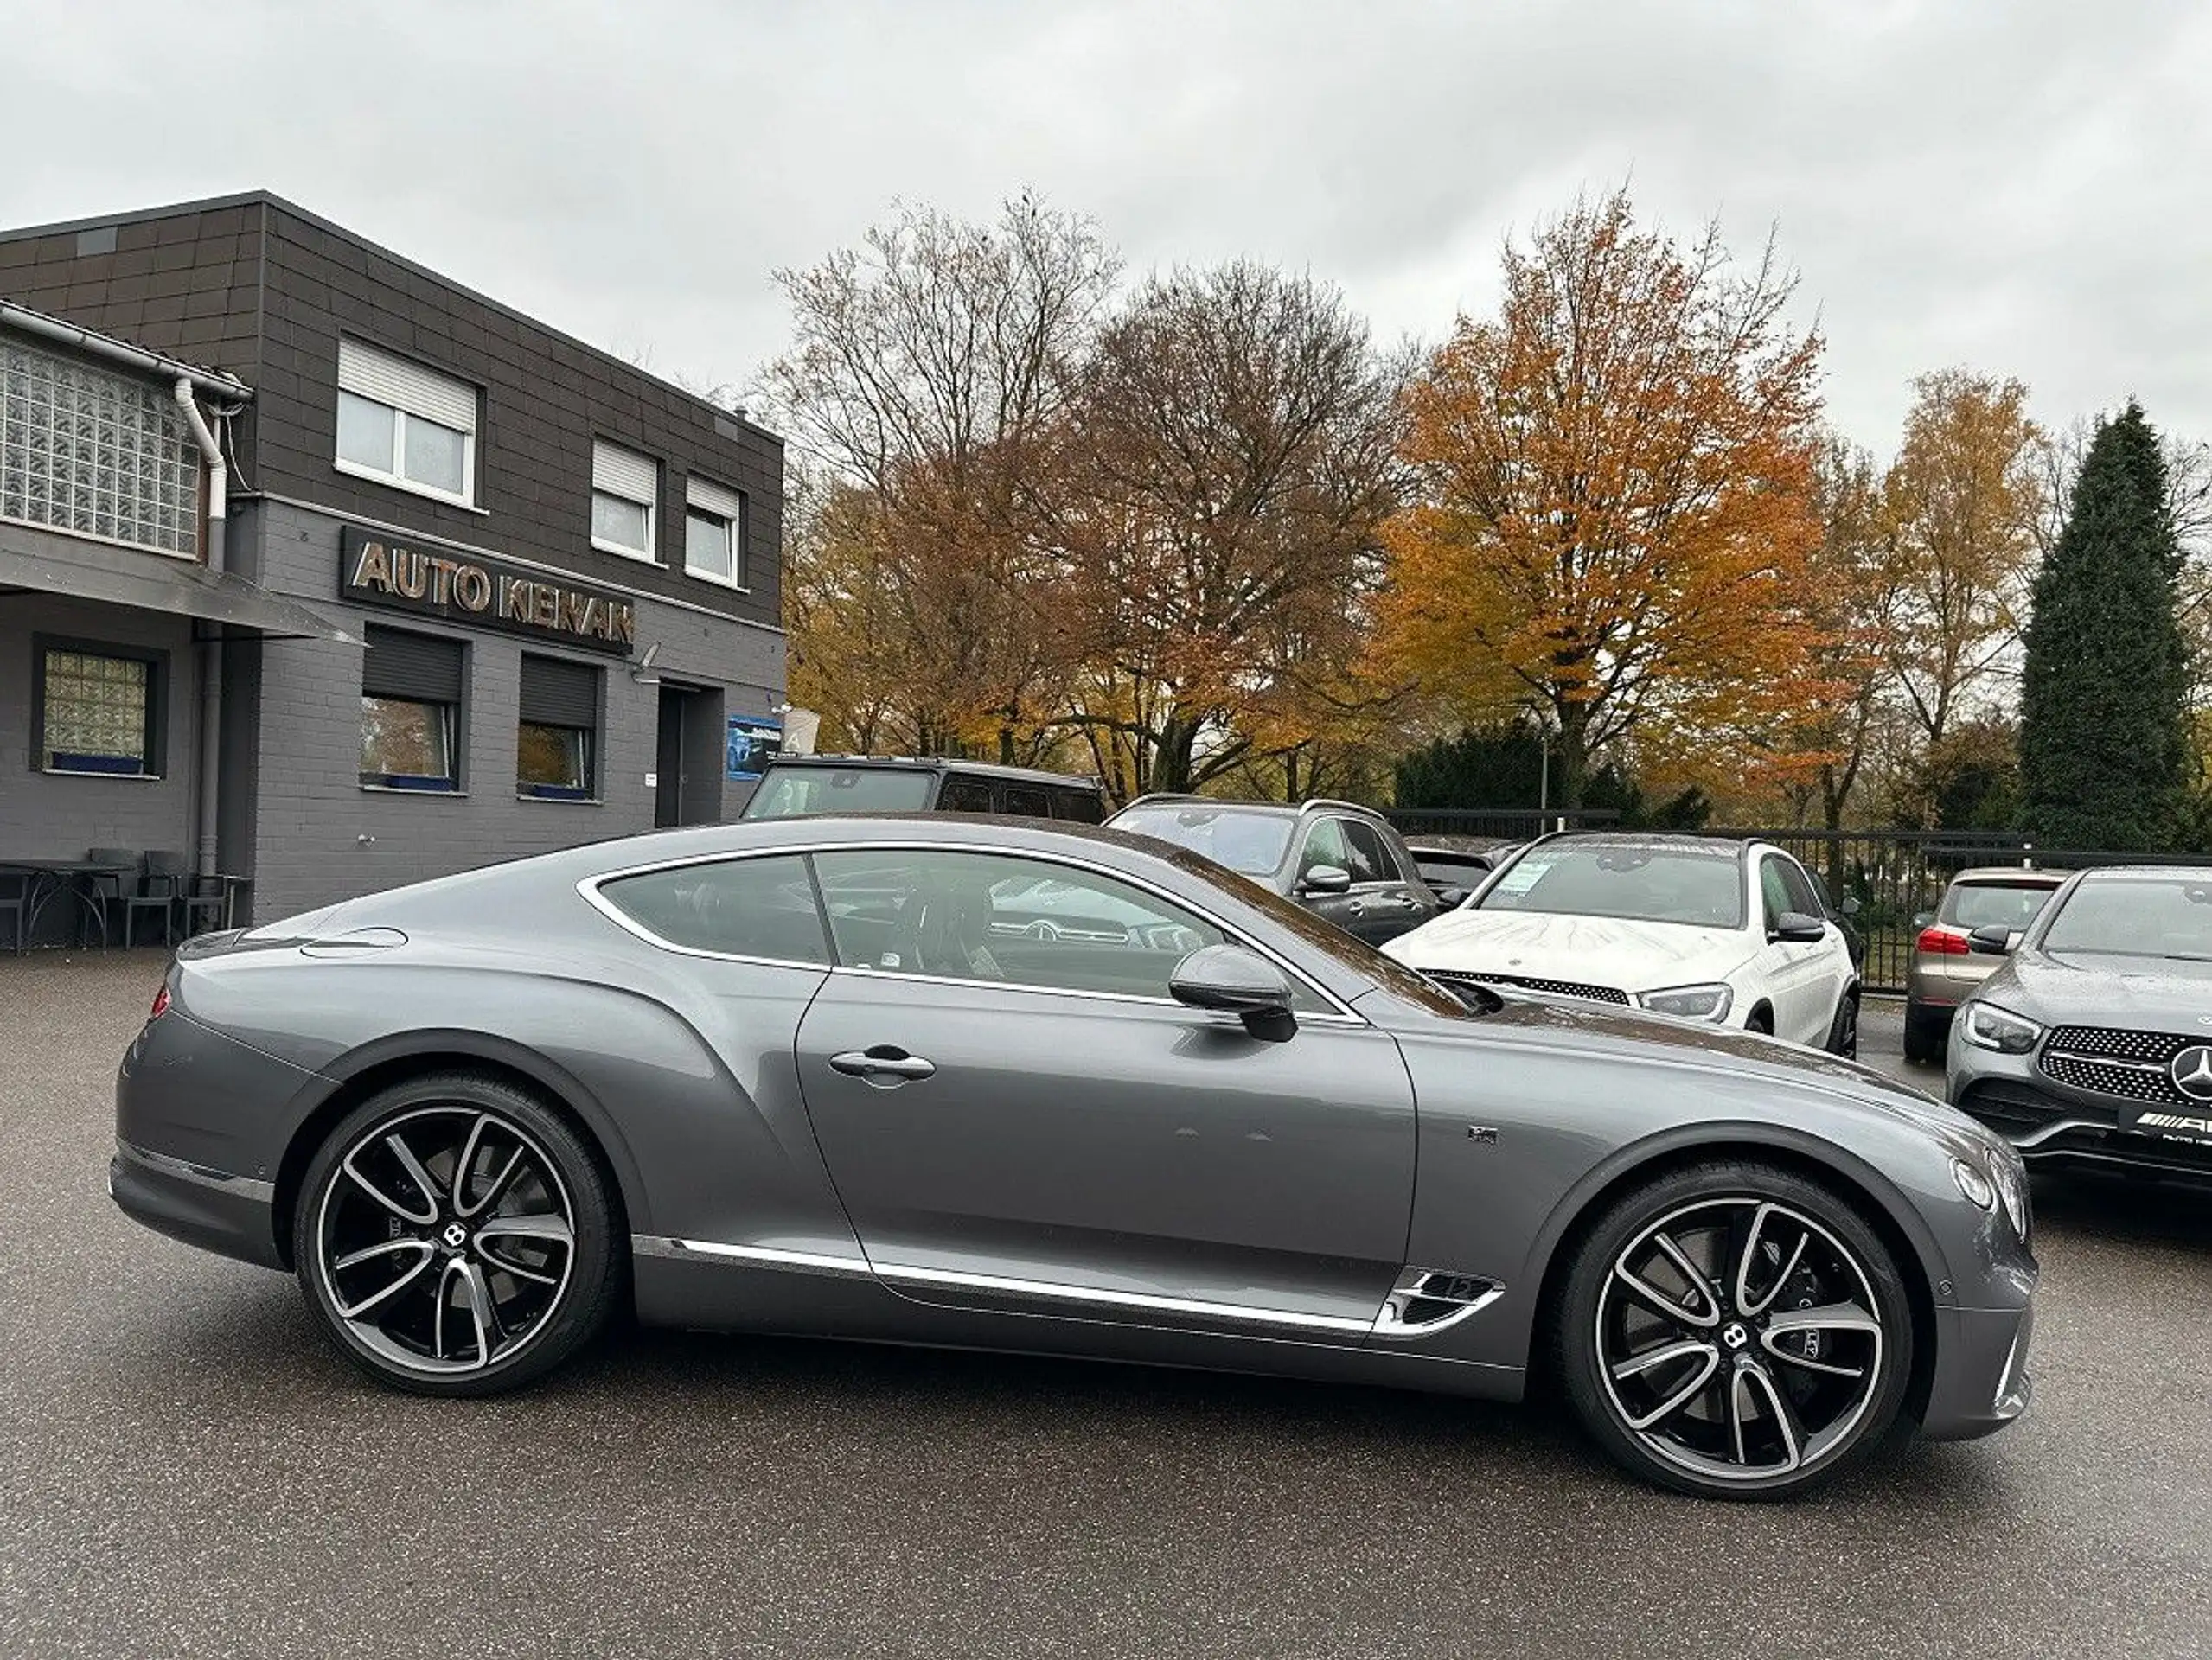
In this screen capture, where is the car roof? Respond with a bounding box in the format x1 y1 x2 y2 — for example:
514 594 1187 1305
1948 866 2068 885
1526 831 1747 861
1115 795 1390 822
762 755 1103 789
2070 865 2212 884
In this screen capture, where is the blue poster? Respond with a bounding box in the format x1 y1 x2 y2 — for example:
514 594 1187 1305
726 714 782 781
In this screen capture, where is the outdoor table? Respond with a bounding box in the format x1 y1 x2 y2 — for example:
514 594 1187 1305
0 859 139 948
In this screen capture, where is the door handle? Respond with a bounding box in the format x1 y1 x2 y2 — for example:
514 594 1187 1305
829 1047 937 1082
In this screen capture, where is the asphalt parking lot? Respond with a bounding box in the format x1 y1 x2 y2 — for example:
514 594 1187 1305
3 952 2209 1658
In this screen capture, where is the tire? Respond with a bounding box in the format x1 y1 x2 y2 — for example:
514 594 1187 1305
1552 1159 1915 1500
1902 1006 1946 1067
1825 986 1861 1059
1744 1008 1773 1037
293 1071 624 1396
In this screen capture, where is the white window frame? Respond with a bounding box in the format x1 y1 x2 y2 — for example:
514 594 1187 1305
683 476 746 590
334 338 480 509
590 439 659 562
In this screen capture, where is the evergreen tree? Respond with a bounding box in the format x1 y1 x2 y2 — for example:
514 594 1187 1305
2018 404 2190 850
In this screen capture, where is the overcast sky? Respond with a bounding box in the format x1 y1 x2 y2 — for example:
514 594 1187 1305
9 1 2208 452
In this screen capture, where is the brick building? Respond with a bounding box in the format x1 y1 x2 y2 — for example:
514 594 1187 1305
0 192 784 932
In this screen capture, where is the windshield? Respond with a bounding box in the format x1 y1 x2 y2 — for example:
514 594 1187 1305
1110 805 1295 876
741 765 935 820
1475 842 1745 929
1941 880 2060 931
2039 876 2212 958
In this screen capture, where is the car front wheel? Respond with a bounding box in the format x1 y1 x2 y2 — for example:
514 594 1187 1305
1555 1161 1915 1499
293 1072 623 1395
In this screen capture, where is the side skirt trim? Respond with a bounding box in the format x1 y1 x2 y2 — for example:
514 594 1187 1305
116 1138 276 1203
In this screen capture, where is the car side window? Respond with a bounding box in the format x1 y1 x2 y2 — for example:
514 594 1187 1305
598 854 832 964
1339 819 1395 884
811 848 1326 1010
1298 817 1351 879
1052 788 1105 824
1777 857 1825 920
1000 785 1052 818
1757 858 1793 932
939 775 994 813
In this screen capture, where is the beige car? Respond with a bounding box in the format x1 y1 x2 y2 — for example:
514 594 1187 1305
1903 867 2067 1063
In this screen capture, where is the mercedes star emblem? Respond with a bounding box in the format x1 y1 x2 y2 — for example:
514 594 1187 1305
2170 1046 2212 1103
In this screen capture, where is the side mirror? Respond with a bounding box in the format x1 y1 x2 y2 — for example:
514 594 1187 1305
1298 865 1352 897
1772 910 1828 944
1432 885 1467 909
1169 944 1298 1042
1839 897 1862 917
1911 910 1935 931
1967 924 2018 956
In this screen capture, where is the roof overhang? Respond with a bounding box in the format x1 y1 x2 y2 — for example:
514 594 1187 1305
0 520 359 643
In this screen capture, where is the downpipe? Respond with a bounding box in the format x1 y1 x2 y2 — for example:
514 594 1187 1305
177 380 227 884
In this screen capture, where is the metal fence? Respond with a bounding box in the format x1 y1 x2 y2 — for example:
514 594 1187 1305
1377 814 2209 995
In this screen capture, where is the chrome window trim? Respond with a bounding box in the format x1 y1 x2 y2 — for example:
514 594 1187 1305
576 839 1365 1023
116 1138 275 1203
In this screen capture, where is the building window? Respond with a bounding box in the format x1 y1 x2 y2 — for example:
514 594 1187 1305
684 476 745 587
517 654 601 801
1 341 201 556
360 625 465 791
35 642 164 776
591 440 658 560
335 338 479 508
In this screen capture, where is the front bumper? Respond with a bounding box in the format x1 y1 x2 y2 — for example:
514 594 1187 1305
1921 1297 2035 1440
1949 1046 2212 1183
109 1139 283 1270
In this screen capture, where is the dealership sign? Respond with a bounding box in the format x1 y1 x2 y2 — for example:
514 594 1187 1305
341 527 636 654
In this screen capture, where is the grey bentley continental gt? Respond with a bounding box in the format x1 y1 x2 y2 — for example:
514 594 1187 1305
112 815 2036 1499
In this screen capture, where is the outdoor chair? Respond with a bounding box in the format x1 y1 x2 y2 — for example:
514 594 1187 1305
83 847 142 948
0 872 28 956
177 874 229 941
127 852 189 948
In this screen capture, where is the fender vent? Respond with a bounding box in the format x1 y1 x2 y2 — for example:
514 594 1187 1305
1374 1268 1505 1338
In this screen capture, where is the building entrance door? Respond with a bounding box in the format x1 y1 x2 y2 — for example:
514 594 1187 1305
655 683 724 828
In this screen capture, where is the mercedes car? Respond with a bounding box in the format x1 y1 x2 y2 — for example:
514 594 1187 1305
1947 865 2212 1179
1383 834 1863 1056
112 815 2033 1499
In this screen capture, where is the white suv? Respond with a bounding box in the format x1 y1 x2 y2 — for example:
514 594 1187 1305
1383 834 1862 1055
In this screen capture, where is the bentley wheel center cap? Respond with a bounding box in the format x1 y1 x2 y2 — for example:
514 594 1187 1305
1722 1321 1751 1351
442 1222 469 1249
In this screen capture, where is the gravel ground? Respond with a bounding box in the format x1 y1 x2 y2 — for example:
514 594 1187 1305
2 954 2208 1658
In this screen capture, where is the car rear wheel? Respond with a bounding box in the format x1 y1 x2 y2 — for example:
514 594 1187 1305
294 1072 623 1395
1825 987 1861 1059
1902 1006 1947 1067
1554 1161 1915 1499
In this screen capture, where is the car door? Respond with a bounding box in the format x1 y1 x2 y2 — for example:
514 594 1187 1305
1776 854 1852 1040
1339 818 1440 943
1755 853 1831 1044
1290 816 1365 935
795 845 1418 1338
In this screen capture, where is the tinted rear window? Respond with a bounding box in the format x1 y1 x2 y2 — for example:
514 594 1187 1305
741 765 935 819
598 854 831 963
1940 880 2061 931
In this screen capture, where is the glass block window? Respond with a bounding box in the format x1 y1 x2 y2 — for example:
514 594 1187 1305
0 340 202 556
40 646 160 775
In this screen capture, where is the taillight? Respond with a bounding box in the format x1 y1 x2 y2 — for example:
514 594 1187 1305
1916 927 1969 956
150 984 171 1019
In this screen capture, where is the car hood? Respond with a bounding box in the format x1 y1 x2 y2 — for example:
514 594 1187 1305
1383 907 1749 989
1984 948 2212 1029
1402 989 1985 1144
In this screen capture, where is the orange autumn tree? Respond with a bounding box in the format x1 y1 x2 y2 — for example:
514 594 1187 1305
1378 189 1832 808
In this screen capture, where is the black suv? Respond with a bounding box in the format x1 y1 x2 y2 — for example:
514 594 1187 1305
741 756 1108 823
1105 795 1442 945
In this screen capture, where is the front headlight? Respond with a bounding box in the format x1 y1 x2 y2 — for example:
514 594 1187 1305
1636 982 1734 1022
1950 1156 1996 1210
1992 1152 2031 1245
1961 1002 2042 1055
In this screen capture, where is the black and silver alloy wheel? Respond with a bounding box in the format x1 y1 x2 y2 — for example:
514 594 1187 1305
1559 1163 1913 1498
295 1074 622 1395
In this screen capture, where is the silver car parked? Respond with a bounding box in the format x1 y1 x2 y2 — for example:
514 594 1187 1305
112 815 2036 1499
1904 868 2067 1064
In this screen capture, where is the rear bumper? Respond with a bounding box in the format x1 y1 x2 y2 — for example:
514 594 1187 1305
108 1140 284 1270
